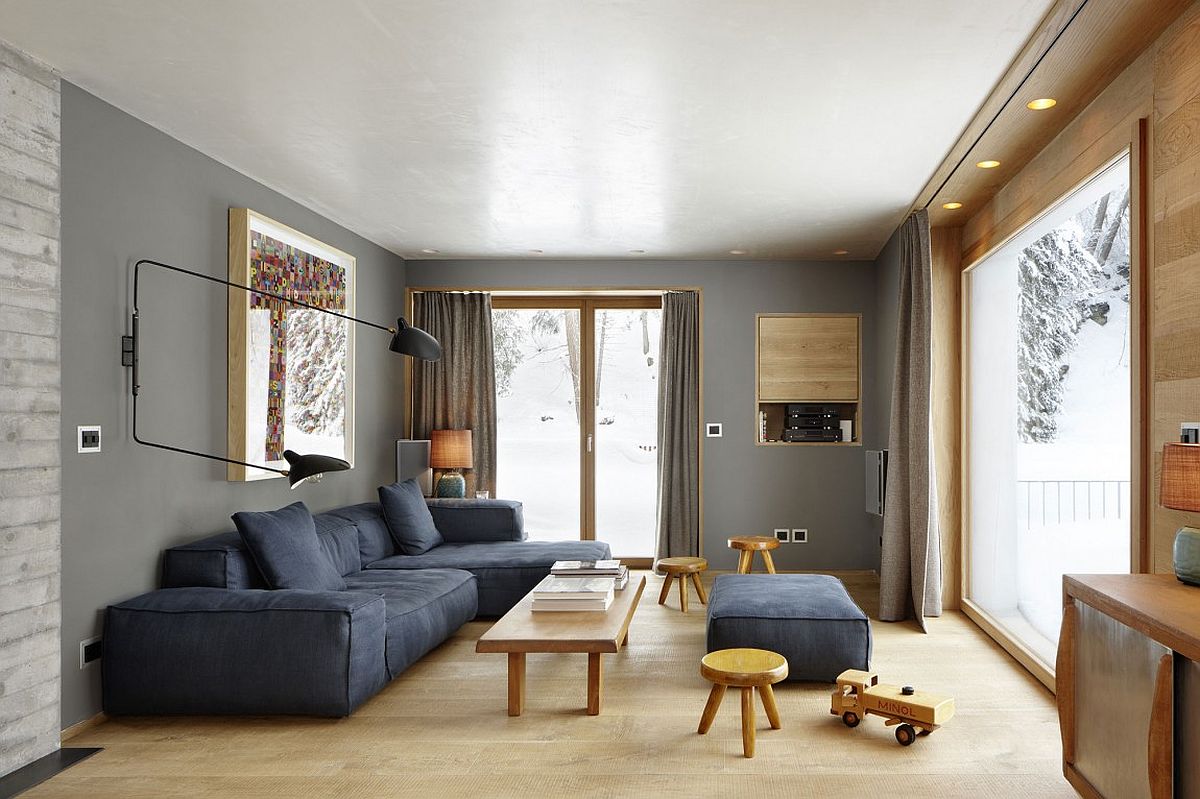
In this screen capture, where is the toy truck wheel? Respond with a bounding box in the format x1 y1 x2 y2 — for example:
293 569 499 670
841 711 860 728
895 724 916 746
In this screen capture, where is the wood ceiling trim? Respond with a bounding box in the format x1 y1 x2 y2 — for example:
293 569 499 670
914 0 1192 229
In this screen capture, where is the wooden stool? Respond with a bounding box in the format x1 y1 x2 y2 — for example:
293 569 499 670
727 536 780 574
697 648 788 758
656 557 707 613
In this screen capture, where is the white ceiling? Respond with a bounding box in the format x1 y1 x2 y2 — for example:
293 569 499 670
1 0 1052 261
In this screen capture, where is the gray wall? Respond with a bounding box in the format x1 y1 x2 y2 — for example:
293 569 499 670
59 84 407 727
0 41 61 777
407 258 881 573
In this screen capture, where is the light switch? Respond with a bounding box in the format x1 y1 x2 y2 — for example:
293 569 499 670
77 425 101 453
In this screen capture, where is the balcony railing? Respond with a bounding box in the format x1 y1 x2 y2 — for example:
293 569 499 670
1016 480 1131 531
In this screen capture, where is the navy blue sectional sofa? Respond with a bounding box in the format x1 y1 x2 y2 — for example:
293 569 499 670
102 498 610 717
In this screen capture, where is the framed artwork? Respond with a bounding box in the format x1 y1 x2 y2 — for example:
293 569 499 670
227 208 356 481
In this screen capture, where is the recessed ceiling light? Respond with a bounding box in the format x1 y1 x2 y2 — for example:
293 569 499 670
528 249 543 254
420 248 439 255
629 249 646 254
1026 98 1057 110
833 249 849 256
729 249 747 255
942 202 963 210
976 160 1001 169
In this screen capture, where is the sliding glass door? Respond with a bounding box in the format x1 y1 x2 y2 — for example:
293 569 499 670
965 154 1133 670
493 297 662 561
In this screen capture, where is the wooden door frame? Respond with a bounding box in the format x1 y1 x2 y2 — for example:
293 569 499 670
406 288 691 568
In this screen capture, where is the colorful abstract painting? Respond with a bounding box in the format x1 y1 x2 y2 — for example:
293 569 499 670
228 209 355 481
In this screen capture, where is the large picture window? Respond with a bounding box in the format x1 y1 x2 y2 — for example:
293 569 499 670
964 154 1132 671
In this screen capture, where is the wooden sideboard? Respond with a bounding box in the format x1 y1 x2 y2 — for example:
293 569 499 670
1058 574 1200 798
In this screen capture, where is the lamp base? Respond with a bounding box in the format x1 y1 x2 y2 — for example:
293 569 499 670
435 471 466 498
1174 527 1200 586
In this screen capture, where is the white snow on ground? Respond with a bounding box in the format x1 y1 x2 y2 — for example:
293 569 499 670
1013 227 1131 651
495 309 661 556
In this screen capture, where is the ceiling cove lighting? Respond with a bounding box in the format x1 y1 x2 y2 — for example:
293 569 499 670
976 160 1001 169
420 248 439 255
1026 98 1057 110
729 249 747 255
629 249 646 254
942 202 963 210
832 249 849 256
528 249 544 255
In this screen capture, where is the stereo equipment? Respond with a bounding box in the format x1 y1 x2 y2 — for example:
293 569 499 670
782 428 842 442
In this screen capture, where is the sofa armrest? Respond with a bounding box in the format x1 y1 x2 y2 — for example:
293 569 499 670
102 587 388 717
425 498 525 543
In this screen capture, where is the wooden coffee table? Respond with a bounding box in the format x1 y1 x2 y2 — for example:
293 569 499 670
476 575 646 716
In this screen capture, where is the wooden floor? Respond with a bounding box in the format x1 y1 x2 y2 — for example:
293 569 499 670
35 572 1074 798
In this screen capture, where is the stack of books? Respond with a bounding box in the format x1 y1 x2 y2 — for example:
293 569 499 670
550 559 629 590
531 574 615 612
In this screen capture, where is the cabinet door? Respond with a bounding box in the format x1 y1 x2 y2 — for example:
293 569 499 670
1181 656 1200 798
1074 603 1170 799
757 316 858 401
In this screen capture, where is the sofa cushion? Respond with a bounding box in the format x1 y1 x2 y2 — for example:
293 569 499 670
233 502 346 591
368 540 612 616
343 569 477 678
379 480 444 555
325 502 395 567
426 499 525 543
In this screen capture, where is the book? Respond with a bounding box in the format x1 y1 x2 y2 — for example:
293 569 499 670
531 575 617 601
532 595 614 612
614 568 629 590
551 559 622 576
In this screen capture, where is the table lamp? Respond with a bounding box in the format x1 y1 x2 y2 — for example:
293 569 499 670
1160 442 1200 585
431 429 473 498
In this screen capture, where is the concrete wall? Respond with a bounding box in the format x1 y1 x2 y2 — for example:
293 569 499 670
0 41 61 777
407 258 882 572
58 84 407 727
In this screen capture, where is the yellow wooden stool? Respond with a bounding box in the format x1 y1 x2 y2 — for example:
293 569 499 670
698 648 789 758
727 536 780 574
656 556 708 613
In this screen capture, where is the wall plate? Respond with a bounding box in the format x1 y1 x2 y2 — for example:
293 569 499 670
773 528 790 543
792 528 808 544
1182 422 1200 444
77 425 101 453
79 636 101 669
705 422 723 438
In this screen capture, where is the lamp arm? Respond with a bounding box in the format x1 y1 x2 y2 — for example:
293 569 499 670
130 392 289 477
133 258 395 334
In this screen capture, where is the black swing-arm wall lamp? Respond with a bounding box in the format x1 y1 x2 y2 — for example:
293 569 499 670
121 258 440 488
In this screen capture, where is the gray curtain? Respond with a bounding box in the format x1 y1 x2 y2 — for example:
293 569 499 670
411 292 497 496
880 210 941 630
655 291 700 561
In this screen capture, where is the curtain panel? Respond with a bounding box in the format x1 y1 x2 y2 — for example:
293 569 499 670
411 291 497 496
655 290 701 561
880 209 942 630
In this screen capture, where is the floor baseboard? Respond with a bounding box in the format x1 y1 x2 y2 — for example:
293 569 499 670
0 748 101 799
60 713 107 742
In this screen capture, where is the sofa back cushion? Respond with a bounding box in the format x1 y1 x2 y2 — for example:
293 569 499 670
325 502 396 566
379 480 444 555
232 502 347 591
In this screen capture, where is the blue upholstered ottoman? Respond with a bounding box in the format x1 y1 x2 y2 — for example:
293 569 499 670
706 574 871 682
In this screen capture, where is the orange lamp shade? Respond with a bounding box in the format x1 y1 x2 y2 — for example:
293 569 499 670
430 429 473 470
1161 443 1200 512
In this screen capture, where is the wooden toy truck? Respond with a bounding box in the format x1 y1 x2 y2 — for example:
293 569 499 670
830 669 955 746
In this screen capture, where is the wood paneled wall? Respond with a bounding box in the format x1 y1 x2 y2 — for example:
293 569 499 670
960 0 1200 577
1151 5 1200 572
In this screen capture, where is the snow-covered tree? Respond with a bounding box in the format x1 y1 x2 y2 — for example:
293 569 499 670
1018 189 1129 442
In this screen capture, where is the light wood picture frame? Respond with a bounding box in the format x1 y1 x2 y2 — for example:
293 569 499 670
227 208 356 481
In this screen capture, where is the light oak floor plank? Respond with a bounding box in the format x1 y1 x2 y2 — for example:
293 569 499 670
31 571 1074 798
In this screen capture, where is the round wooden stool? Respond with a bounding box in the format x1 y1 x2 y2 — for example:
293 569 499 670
697 648 789 758
727 536 780 574
656 557 707 613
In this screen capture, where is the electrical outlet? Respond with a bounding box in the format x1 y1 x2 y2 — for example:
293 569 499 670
79 636 102 669
1182 422 1200 444
773 528 790 543
77 425 101 453
792 528 808 544
705 423 723 438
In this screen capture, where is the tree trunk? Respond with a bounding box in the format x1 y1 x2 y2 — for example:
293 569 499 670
565 311 582 423
1095 190 1130 268
596 312 608 401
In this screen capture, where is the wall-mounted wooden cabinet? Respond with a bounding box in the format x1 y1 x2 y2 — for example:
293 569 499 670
755 313 861 446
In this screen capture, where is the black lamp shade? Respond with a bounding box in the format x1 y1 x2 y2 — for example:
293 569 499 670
283 449 351 489
390 317 442 361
